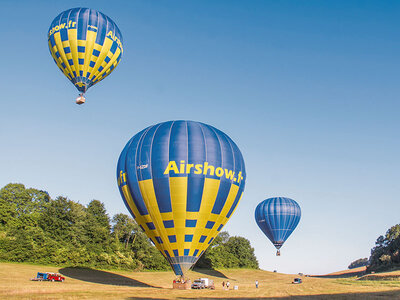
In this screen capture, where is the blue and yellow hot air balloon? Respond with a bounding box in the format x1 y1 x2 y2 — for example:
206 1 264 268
255 197 301 256
117 121 246 278
48 8 123 104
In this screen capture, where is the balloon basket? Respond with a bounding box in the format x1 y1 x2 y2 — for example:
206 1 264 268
276 250 281 256
172 279 192 290
76 94 86 105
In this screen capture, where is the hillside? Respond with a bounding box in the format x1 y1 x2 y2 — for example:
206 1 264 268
312 266 367 278
2 263 400 299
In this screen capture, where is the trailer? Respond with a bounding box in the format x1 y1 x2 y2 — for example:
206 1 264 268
31 272 65 282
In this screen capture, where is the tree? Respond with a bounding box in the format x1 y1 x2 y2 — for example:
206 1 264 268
196 232 259 269
225 236 259 269
368 224 400 272
111 213 138 248
348 258 369 269
84 200 111 246
0 183 49 228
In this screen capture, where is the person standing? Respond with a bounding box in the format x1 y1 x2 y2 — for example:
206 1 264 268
255 280 259 288
222 281 225 289
226 281 230 290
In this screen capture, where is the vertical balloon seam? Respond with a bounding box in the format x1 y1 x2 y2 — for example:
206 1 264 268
193 122 210 259
82 9 92 89
192 122 210 258
166 121 177 263
184 121 191 257
277 198 285 243
166 121 178 259
277 197 282 242
279 198 287 242
72 10 82 89
166 122 177 259
268 199 275 241
70 8 83 85
198 126 214 260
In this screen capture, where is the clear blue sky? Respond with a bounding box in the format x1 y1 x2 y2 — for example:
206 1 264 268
0 0 399 274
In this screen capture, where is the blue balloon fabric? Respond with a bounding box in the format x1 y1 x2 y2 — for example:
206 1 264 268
255 197 301 252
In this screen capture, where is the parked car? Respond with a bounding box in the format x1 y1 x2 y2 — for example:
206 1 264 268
31 272 65 282
292 278 302 284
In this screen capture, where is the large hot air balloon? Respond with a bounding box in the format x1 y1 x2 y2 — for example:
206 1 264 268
48 8 123 104
255 197 301 256
117 121 246 278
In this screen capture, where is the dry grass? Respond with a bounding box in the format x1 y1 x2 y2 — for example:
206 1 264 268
1 262 400 299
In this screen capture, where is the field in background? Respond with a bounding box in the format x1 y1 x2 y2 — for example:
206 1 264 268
2 262 400 299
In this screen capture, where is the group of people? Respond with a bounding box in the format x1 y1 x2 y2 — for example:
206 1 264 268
221 280 230 290
221 280 259 290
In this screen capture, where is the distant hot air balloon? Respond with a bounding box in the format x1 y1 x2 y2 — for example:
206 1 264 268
117 121 246 278
48 8 123 104
255 197 301 256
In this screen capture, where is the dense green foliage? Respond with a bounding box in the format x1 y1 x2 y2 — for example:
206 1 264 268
0 183 169 270
196 231 259 269
0 183 258 271
348 258 369 269
368 224 400 273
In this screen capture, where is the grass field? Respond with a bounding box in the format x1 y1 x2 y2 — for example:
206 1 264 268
2 262 400 299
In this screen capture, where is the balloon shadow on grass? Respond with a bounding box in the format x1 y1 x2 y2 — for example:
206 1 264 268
59 267 159 288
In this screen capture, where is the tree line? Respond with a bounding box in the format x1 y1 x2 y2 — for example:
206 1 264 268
0 183 258 271
367 224 400 273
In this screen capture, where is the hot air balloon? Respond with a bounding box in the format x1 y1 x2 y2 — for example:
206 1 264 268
117 121 246 278
48 8 123 104
255 197 301 256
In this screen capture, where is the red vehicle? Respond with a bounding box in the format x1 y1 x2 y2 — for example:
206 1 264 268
31 272 65 282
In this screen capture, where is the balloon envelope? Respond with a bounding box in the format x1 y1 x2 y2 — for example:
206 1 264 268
255 197 301 252
48 8 123 93
117 121 246 276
